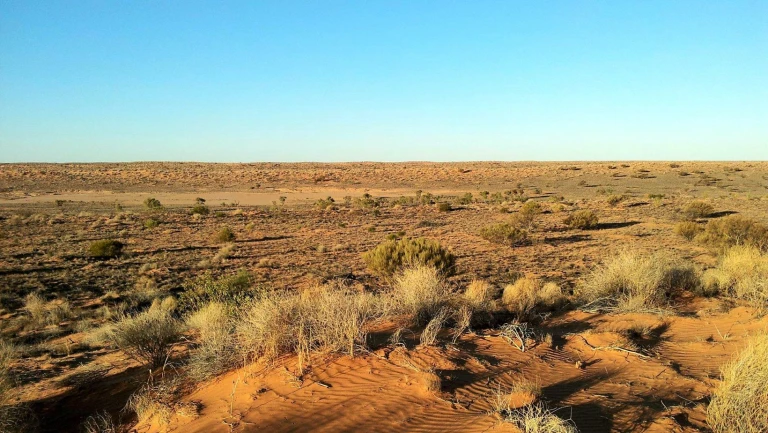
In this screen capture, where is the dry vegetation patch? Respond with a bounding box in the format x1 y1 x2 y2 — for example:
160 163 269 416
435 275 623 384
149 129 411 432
577 250 699 313
707 332 768 433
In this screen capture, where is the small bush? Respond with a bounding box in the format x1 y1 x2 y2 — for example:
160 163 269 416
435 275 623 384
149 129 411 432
88 239 124 258
681 201 713 220
363 237 455 278
577 250 699 313
674 221 703 240
143 197 162 210
215 226 235 243
102 306 182 367
191 204 209 215
564 210 598 230
436 202 451 212
480 223 529 246
514 201 541 229
697 216 768 252
707 332 768 433
144 218 159 229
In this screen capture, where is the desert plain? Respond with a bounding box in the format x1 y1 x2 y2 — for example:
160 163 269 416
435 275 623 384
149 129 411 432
1 161 767 433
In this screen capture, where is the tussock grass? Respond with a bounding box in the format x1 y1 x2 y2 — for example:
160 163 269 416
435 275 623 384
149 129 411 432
502 278 565 318
674 221 703 240
464 279 496 310
576 250 699 313
236 285 381 373
81 411 117 433
101 302 182 367
705 246 768 311
391 266 451 326
707 332 768 433
23 293 74 328
186 302 237 381
506 403 578 433
126 378 179 425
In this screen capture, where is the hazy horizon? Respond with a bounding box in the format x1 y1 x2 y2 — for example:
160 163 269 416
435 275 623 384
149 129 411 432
1 1 766 162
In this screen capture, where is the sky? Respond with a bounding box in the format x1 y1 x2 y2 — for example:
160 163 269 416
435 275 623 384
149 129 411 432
0 1 766 162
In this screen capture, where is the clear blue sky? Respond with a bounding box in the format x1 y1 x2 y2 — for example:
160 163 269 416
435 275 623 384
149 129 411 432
1 1 766 162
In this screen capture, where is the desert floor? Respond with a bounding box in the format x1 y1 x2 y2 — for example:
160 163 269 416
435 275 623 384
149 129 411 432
1 161 767 433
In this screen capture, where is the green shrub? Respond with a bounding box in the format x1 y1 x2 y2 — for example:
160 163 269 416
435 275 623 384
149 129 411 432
436 202 451 212
143 197 162 210
697 216 768 251
144 218 159 229
178 270 259 312
513 201 541 229
682 201 713 220
362 237 455 278
480 223 529 246
674 221 703 240
215 227 235 243
564 210 599 229
88 240 124 258
191 204 209 215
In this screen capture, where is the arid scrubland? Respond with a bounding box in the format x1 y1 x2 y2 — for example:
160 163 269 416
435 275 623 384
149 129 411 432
1 161 768 433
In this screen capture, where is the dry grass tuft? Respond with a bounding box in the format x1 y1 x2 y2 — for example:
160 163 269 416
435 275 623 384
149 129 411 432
705 246 768 311
506 403 578 433
237 285 382 372
464 279 496 310
675 221 703 240
577 250 699 313
391 266 451 326
502 278 566 318
126 378 179 425
81 411 117 433
101 306 182 367
707 332 768 433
